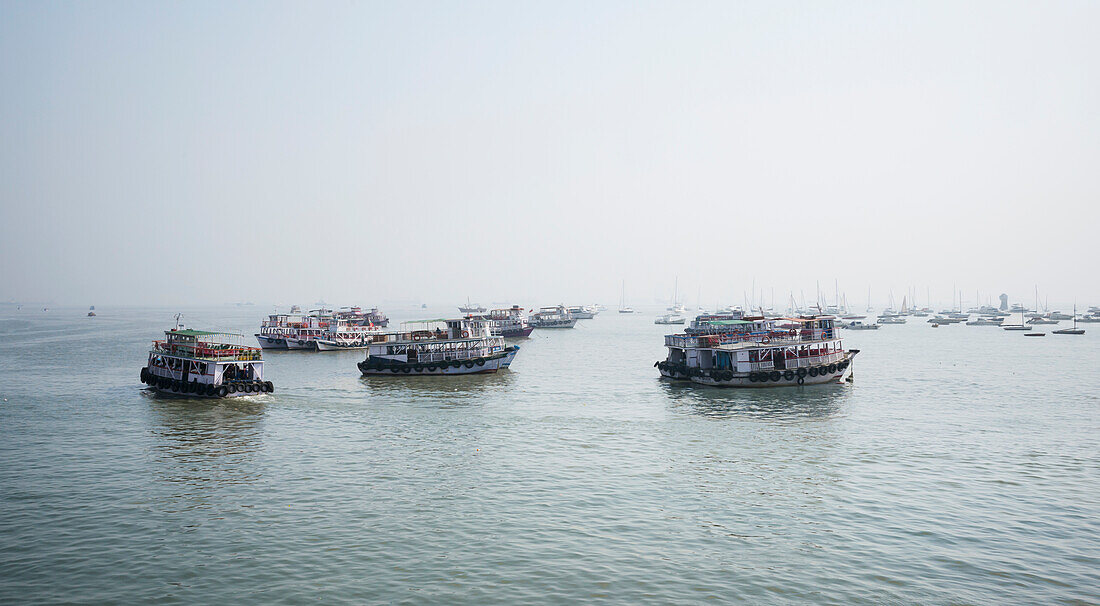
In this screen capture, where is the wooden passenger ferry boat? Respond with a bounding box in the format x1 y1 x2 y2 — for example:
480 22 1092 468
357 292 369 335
480 306 534 338
140 326 273 397
656 312 858 387
529 305 577 328
358 317 519 376
257 307 384 350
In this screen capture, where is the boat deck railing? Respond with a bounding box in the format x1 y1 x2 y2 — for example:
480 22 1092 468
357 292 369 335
153 341 263 361
416 347 499 363
744 351 846 371
665 330 834 349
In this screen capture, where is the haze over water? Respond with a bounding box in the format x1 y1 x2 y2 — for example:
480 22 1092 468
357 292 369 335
1 1 1098 306
1 306 1098 603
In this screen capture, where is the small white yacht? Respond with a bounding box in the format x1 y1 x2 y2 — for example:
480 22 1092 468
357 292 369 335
655 313 686 325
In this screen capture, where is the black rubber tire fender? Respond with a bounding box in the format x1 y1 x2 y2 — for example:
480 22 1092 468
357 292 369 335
808 367 819 377
476 359 485 367
828 363 837 373
140 367 149 384
783 370 794 380
769 371 781 381
796 367 807 378
464 361 475 369
402 366 411 373
217 385 229 398
263 381 274 393
797 377 805 385
748 372 757 382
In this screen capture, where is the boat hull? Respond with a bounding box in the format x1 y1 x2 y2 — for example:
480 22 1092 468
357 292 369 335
285 337 316 350
531 319 578 328
316 340 371 351
358 355 507 376
142 368 272 398
500 326 534 338
658 352 858 388
255 335 288 349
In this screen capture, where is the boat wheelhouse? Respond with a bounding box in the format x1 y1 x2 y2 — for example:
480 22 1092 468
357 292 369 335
530 305 578 328
334 306 389 328
656 315 858 387
357 317 520 376
140 328 273 397
480 306 534 338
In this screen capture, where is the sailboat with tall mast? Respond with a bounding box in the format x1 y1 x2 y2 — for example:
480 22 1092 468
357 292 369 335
618 280 634 314
666 277 686 313
1052 305 1084 335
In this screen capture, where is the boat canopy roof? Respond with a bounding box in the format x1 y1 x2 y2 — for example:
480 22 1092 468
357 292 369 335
707 319 751 326
168 329 222 337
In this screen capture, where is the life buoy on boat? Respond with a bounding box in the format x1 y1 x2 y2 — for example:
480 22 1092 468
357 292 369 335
789 328 797 337
461 330 470 338
761 336 770 344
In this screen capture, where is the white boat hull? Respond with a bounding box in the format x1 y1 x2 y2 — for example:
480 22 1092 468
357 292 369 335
285 337 316 350
531 319 578 328
316 339 372 351
255 335 288 349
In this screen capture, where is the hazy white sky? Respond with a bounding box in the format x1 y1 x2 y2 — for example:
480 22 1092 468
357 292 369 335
1 1 1097 309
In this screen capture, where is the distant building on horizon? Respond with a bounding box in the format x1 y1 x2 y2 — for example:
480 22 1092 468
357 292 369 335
999 293 1009 310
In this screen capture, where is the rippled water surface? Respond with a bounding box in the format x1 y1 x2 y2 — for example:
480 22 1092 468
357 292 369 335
1 306 1098 603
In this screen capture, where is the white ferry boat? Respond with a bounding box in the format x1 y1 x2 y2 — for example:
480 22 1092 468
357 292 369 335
656 313 858 387
314 323 384 350
480 306 534 338
256 311 312 349
357 317 520 376
567 305 599 319
140 326 273 397
530 305 578 328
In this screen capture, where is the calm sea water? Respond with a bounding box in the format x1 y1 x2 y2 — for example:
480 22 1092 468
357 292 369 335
1 305 1097 604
